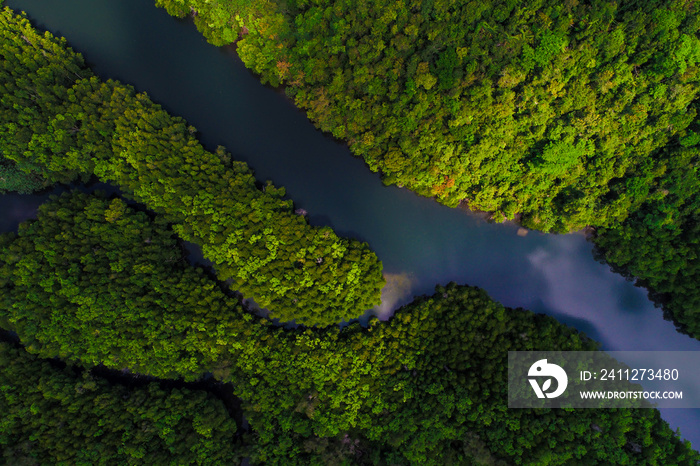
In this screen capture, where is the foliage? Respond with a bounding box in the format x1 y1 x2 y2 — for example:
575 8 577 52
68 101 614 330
152 0 700 339
0 160 48 193
2 4 699 464
0 342 244 465
0 193 695 463
2 194 694 462
156 0 700 234
220 284 700 465
0 5 92 185
594 115 700 339
155 0 287 53
0 192 246 380
92 80 383 326
0 5 384 326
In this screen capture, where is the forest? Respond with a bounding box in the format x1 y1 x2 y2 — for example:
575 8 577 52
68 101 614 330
0 5 384 326
1 2 699 465
0 191 697 463
156 0 700 230
222 282 698 464
1 190 695 463
0 192 247 380
0 342 247 464
2 217 698 463
154 0 700 340
594 111 700 339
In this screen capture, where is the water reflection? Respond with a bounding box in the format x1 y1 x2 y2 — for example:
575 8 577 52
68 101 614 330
372 272 417 320
3 0 700 447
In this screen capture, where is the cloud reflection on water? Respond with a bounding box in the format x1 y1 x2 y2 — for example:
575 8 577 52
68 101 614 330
526 236 700 351
372 272 417 320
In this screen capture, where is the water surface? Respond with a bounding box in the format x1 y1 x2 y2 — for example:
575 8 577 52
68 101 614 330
4 0 699 446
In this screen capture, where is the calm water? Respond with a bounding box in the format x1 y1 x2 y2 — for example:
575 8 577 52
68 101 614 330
4 0 700 446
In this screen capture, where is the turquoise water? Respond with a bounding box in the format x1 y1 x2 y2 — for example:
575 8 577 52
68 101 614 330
3 0 699 446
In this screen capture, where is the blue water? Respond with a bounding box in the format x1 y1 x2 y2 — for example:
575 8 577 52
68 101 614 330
3 0 699 447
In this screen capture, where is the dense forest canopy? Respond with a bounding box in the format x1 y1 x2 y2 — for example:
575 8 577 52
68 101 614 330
0 160 46 193
222 283 699 464
0 342 246 464
154 0 700 340
0 185 694 462
0 5 384 326
0 192 246 380
0 3 699 464
157 0 700 232
0 4 89 193
3 266 698 463
2 194 694 462
594 109 700 339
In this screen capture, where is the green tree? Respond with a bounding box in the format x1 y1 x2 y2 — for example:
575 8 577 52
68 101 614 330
159 0 700 234
0 5 384 326
0 342 245 465
0 5 92 184
0 192 243 380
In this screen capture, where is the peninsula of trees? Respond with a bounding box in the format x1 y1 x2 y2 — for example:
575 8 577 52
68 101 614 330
0 5 384 326
154 0 700 340
0 3 699 464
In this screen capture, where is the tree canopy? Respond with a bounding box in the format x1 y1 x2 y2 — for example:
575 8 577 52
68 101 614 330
0 192 245 380
1 192 695 463
594 108 700 339
1 4 699 464
221 284 699 464
0 4 91 186
152 0 700 339
156 0 700 233
0 342 245 465
0 5 384 326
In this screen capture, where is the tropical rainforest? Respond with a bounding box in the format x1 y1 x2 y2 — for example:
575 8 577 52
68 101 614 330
0 192 246 380
154 0 700 341
1 1 699 465
156 0 699 230
0 5 383 327
593 110 700 339
0 341 246 464
1 195 697 464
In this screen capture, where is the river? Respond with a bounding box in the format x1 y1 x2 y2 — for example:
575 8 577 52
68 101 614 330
3 0 699 447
